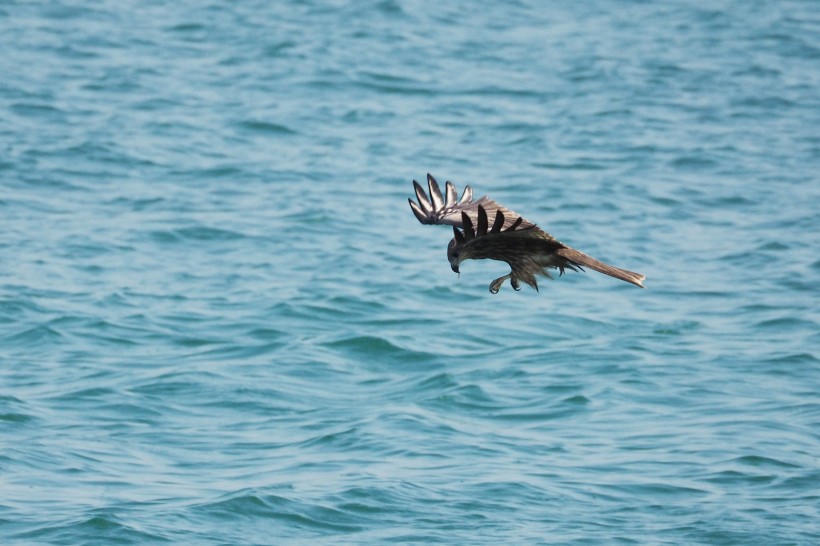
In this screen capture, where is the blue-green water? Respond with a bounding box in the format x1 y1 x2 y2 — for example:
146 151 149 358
2 1 819 544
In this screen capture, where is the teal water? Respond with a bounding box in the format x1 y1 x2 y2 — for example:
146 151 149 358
1 1 818 544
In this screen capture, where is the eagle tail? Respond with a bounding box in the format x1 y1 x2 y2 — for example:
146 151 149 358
556 248 645 288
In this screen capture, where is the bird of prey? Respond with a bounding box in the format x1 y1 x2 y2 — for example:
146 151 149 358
409 174 646 293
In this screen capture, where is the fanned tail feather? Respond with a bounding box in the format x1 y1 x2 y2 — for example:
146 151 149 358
555 248 646 288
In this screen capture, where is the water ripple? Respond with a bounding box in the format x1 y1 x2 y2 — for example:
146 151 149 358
1 1 818 544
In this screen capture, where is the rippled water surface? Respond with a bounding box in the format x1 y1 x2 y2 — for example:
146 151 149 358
2 1 819 544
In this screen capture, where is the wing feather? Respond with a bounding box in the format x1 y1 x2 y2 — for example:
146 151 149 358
505 216 523 231
445 181 457 207
453 225 465 245
458 185 472 205
476 205 488 236
408 174 535 229
413 180 432 213
408 199 427 224
427 174 444 211
490 210 504 233
461 211 475 241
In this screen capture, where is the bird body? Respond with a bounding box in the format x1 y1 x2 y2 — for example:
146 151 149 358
409 174 645 293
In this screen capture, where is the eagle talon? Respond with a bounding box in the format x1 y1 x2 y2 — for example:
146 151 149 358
511 277 521 291
489 274 510 294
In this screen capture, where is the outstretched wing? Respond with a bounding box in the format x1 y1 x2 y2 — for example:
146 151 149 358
408 174 534 230
454 206 564 261
454 205 571 290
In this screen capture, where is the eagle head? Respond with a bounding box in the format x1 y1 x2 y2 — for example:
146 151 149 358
447 237 461 274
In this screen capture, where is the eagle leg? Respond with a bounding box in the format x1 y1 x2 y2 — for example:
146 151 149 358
510 276 521 291
489 273 512 294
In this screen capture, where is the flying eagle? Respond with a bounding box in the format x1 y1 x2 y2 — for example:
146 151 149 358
409 174 646 293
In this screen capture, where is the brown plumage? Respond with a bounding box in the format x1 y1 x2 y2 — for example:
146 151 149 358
409 174 645 293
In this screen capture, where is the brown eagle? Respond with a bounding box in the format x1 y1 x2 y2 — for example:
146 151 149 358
409 174 646 293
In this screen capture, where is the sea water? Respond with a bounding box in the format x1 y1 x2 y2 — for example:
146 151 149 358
1 1 818 544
